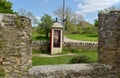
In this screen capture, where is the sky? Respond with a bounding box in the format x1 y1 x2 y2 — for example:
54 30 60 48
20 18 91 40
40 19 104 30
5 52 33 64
8 0 120 24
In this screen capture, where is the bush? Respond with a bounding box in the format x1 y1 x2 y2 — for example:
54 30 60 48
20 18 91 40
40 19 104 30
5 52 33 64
81 26 98 34
66 26 98 34
70 55 91 63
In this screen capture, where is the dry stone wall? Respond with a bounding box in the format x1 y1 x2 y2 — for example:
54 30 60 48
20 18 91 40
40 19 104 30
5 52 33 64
32 41 50 52
98 11 120 77
98 11 120 68
64 42 98 51
0 14 32 77
32 41 98 52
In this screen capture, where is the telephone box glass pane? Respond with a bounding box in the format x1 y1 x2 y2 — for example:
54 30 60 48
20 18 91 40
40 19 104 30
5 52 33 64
53 30 61 47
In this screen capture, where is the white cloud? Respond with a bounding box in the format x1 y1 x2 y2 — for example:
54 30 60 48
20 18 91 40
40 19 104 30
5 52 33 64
74 0 120 24
76 0 120 13
35 16 41 21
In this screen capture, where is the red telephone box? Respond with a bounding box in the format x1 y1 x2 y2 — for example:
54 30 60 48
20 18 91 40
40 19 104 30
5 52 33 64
50 22 63 54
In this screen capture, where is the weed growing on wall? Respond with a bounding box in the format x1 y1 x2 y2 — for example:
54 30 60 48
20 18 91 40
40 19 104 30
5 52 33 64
0 35 4 48
0 42 3 48
14 16 26 29
0 29 3 48
0 66 5 77
0 29 5 77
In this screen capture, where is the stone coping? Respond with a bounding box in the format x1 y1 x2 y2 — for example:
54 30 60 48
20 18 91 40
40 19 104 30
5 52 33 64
28 63 114 78
29 64 93 74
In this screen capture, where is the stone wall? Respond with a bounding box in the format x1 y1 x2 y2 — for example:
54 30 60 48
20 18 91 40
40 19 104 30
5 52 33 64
32 41 98 52
0 14 32 77
28 63 118 78
64 42 98 51
32 41 50 52
98 11 120 77
98 11 120 69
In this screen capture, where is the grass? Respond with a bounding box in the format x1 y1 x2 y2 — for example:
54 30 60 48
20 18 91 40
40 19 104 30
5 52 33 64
80 50 98 63
66 33 98 42
32 50 98 66
32 56 74 66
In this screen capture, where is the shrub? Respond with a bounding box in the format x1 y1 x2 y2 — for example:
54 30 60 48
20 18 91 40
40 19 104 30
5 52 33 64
81 26 98 34
70 55 91 63
67 26 98 34
32 50 41 54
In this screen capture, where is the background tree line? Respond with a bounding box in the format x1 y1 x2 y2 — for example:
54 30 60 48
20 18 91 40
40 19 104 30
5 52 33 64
0 0 99 40
1 0 120 41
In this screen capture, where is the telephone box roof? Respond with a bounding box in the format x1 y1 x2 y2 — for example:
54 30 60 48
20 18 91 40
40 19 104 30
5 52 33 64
52 22 63 28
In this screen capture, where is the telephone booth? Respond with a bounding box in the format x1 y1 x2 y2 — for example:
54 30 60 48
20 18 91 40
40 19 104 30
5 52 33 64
50 22 63 54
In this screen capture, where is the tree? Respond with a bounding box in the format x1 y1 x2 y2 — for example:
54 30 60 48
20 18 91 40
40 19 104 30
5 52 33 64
71 13 84 25
54 7 72 22
18 8 38 25
0 0 15 13
54 7 73 31
94 19 98 27
39 14 53 38
54 7 84 31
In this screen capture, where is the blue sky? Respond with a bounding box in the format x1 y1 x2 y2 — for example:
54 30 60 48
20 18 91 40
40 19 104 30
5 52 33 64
8 0 120 24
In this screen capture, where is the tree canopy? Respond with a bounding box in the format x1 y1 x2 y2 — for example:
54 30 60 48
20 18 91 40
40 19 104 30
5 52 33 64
54 6 84 31
94 19 98 27
39 14 53 38
0 0 15 13
54 7 72 22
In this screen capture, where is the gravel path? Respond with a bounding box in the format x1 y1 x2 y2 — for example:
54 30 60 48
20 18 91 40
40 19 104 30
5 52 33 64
33 53 78 57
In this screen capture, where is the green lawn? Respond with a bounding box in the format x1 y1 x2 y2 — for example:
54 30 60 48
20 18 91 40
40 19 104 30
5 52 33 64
66 34 98 42
32 56 74 66
32 51 98 66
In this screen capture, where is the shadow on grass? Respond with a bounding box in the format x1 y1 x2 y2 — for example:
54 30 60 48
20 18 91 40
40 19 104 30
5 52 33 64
87 34 98 37
33 50 50 54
